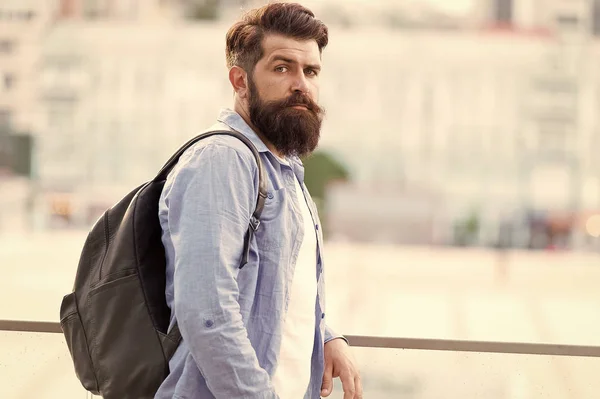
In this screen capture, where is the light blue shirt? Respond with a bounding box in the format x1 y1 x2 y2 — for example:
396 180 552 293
155 109 343 399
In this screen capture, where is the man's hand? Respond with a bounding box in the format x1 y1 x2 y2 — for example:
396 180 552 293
321 338 362 399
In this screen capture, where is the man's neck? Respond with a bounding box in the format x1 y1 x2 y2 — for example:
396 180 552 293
233 102 284 159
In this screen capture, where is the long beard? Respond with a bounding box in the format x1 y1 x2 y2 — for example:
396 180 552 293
248 78 325 158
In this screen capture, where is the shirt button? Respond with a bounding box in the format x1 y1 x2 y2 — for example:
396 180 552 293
204 320 214 328
321 313 325 319
267 192 274 199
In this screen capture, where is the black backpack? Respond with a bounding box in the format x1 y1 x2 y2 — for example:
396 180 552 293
59 130 267 399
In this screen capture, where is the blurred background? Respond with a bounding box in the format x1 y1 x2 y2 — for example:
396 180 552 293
2 0 600 398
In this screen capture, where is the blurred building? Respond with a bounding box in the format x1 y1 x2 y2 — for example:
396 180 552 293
27 1 600 249
34 23 597 231
0 0 51 134
299 0 600 34
475 0 598 37
51 0 183 21
49 0 256 22
0 1 52 233
320 0 600 248
326 183 448 246
35 21 231 227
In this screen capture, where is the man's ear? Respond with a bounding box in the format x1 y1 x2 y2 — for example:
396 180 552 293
229 66 249 99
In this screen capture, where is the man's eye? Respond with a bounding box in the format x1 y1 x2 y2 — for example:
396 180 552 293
306 69 318 76
275 66 288 73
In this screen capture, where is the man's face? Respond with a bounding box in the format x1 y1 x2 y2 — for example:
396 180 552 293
247 33 325 158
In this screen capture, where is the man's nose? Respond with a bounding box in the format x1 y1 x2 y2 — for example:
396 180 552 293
290 72 309 94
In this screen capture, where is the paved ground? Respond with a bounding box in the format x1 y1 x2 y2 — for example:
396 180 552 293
1 231 600 398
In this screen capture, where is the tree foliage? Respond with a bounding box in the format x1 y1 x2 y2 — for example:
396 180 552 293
302 150 350 201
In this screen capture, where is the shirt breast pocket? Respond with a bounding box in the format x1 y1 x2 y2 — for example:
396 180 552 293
255 187 287 251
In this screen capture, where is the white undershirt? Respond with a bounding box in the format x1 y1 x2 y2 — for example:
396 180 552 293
271 176 318 399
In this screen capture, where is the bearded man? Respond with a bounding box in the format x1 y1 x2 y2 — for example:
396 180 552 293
155 3 361 399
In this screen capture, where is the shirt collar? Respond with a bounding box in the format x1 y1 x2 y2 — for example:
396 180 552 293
217 108 269 153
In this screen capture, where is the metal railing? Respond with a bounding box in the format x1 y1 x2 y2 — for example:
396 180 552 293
3 319 600 358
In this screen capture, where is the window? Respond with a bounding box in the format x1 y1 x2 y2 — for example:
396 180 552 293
494 0 513 24
0 40 15 54
47 103 73 131
84 0 110 19
555 14 580 28
594 0 600 36
0 109 11 127
0 10 35 21
536 123 569 157
3 73 15 91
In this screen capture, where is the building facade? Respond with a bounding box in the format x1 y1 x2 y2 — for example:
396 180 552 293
23 2 600 249
34 22 600 234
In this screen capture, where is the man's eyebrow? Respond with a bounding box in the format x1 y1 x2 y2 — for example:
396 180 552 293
270 55 295 64
270 55 321 71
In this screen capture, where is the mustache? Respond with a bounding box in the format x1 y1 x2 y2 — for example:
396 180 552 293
278 92 322 114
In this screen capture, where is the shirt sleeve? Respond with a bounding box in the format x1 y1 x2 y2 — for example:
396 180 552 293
164 142 279 399
324 324 349 345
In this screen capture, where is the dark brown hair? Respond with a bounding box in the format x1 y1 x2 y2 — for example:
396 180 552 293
225 2 328 73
